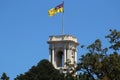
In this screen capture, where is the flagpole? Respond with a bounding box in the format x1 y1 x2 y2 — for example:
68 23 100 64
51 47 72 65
62 0 64 35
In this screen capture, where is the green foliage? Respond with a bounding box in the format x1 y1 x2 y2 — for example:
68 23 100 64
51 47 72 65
0 72 9 80
64 59 77 80
77 29 120 80
2 29 120 80
105 29 120 51
14 59 64 80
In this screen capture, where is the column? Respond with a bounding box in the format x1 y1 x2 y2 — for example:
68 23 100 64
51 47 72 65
49 49 51 62
75 50 77 64
52 48 55 67
74 50 77 75
64 48 66 67
66 48 68 61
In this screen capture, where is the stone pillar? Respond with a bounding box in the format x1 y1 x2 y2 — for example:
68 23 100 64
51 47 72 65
75 50 77 64
64 48 66 67
52 48 55 67
49 49 51 62
66 48 68 61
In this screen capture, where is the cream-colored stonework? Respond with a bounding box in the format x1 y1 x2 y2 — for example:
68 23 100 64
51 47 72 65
48 35 78 43
47 35 79 73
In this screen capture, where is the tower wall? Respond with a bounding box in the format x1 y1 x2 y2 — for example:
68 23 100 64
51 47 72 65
47 35 79 72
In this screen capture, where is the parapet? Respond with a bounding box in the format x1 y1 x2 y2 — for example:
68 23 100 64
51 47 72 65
47 35 79 44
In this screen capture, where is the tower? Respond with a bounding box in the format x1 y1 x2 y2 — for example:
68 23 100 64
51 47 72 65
47 35 79 73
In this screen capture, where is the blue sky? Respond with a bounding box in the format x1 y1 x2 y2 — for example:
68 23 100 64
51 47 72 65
0 0 120 79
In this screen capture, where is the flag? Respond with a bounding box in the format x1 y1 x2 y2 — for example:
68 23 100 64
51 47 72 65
48 2 64 16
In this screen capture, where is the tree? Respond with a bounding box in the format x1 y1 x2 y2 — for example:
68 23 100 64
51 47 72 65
64 59 77 80
14 29 120 80
0 72 9 80
14 59 64 80
77 29 120 80
105 29 120 52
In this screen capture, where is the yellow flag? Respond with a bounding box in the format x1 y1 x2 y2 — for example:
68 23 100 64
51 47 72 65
48 2 64 16
48 8 56 16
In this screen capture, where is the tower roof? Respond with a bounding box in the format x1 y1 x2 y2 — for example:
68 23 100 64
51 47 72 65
47 35 79 45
